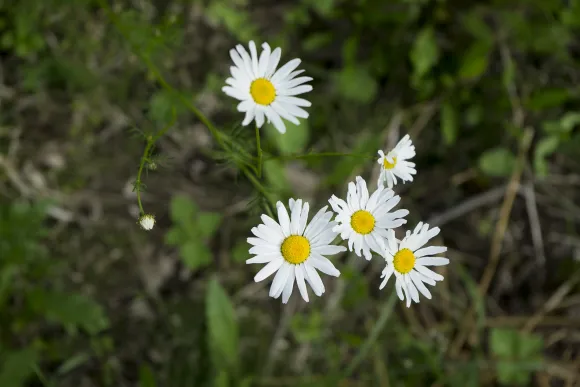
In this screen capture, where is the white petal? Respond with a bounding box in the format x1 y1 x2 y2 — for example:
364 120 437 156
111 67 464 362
410 271 432 299
249 245 279 255
414 246 447 258
356 176 369 209
266 47 281 77
258 43 271 76
415 265 444 281
247 237 269 246
304 263 325 296
277 95 312 107
254 258 284 282
271 58 301 83
255 109 265 128
298 202 309 235
416 257 449 266
309 254 340 277
222 86 247 101
242 107 256 126
290 199 302 234
281 268 295 303
313 245 346 255
278 84 313 96
264 106 287 134
270 101 300 125
246 253 279 264
379 266 394 290
276 202 291 236
395 278 405 301
269 262 292 297
406 276 420 303
248 41 259 77
295 265 309 302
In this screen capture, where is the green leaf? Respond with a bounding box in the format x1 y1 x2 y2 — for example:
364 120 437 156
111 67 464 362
410 26 440 79
56 352 91 376
139 365 157 387
518 332 543 359
526 88 571 111
197 212 222 239
164 227 185 246
265 119 310 155
170 195 198 225
180 241 212 270
335 65 378 104
0 348 37 387
559 112 580 133
478 147 516 177
491 328 517 358
28 291 109 334
441 102 458 145
534 136 559 177
206 278 239 373
458 42 491 80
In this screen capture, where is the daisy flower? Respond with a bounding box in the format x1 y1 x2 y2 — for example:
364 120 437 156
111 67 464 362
247 199 346 304
377 134 417 188
379 222 449 307
328 176 408 261
222 41 313 134
138 214 155 230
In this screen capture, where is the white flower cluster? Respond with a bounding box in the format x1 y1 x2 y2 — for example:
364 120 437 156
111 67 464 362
224 41 449 307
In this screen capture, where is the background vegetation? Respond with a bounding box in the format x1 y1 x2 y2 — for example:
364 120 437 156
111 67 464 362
1 0 580 386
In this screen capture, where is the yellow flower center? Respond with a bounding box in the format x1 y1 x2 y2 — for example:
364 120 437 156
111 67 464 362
383 156 397 170
280 235 310 264
350 210 375 235
393 248 416 274
383 157 397 169
250 78 276 105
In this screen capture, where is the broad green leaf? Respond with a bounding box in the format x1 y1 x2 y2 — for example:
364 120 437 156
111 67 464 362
335 65 378 104
0 348 37 387
28 290 109 334
458 42 491 80
197 212 222 239
534 136 559 177
410 26 439 79
518 332 543 359
170 195 198 225
139 365 157 387
164 227 185 246
441 102 458 145
478 147 516 177
180 241 212 270
490 328 517 358
526 88 571 111
265 119 310 155
206 278 239 373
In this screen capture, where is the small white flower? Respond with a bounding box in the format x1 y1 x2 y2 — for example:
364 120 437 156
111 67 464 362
247 199 346 304
379 222 449 307
329 176 408 260
139 214 155 230
377 134 416 188
222 41 313 134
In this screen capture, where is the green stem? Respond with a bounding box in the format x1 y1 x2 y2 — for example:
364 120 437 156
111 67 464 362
263 152 374 161
343 293 397 378
255 124 262 178
135 140 153 215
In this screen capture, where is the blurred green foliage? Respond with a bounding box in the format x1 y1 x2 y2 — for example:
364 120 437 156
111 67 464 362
1 0 579 385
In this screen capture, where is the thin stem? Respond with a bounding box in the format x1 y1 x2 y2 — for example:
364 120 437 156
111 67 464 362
343 293 397 378
135 140 153 215
255 124 262 178
264 152 374 161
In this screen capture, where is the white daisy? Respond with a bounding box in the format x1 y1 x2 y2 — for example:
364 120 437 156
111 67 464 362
379 222 449 307
377 134 417 188
222 41 313 134
247 199 346 304
328 176 408 261
138 214 155 230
